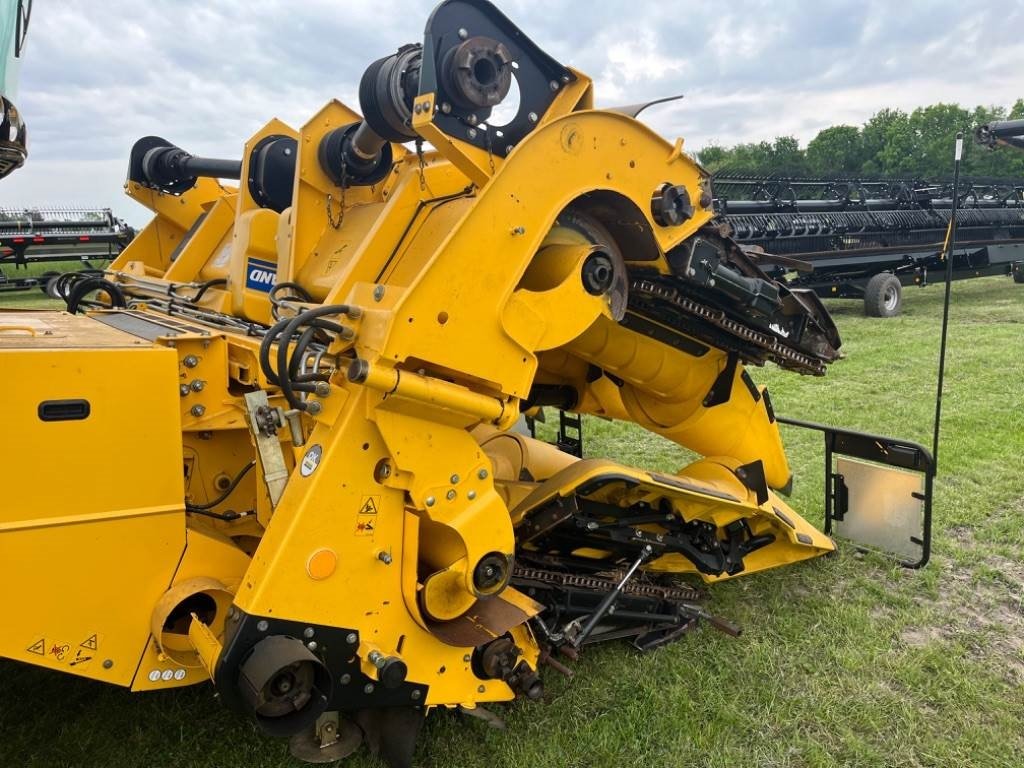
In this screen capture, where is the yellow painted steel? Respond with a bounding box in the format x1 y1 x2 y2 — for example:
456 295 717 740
0 7 837 745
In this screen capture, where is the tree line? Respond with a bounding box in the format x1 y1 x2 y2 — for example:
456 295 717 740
696 100 1024 179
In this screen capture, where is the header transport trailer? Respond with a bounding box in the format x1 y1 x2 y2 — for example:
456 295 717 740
716 174 1024 317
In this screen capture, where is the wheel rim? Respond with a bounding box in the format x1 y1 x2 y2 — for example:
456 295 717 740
883 284 899 311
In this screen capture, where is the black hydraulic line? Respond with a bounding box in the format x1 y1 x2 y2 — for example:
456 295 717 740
187 508 251 521
190 278 227 303
932 133 962 473
186 461 256 512
276 305 357 411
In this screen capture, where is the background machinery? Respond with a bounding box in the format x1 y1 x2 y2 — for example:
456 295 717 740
716 173 1024 317
0 2 933 765
0 207 134 294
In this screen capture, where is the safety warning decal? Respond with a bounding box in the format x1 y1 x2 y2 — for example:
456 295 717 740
26 634 98 669
355 495 380 536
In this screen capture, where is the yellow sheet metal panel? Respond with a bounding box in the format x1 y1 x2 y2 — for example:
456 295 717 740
0 320 186 685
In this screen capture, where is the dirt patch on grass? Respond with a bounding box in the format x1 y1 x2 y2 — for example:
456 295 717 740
898 525 1024 682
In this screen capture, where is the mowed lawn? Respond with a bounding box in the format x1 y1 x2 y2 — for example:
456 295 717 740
1 275 1022 768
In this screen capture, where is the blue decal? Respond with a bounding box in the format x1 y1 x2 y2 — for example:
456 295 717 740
246 258 277 292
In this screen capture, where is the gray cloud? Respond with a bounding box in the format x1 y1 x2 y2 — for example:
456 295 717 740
1 0 1020 226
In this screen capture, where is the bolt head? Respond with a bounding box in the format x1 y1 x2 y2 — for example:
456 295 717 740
190 405 206 418
257 620 269 632
477 685 486 693
528 112 539 123
303 627 315 639
102 659 114 669
364 683 375 694
346 633 358 645
190 380 205 392
463 654 472 663
340 673 352 685
425 496 436 507
467 490 477 500
478 469 488 480
179 384 190 397
411 689 422 701
450 474 460 484
446 489 456 501
458 27 468 39
307 641 318 651
183 355 199 368
307 401 323 416
441 102 452 114
373 285 385 302
468 128 478 139
549 80 560 92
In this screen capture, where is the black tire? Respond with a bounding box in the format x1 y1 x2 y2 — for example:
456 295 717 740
1012 263 1024 284
43 272 62 298
864 273 902 318
38 270 59 294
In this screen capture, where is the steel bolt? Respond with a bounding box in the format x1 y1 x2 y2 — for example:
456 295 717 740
550 80 560 92
257 620 269 632
373 285 385 302
425 496 436 507
411 689 422 701
364 683 375 694
346 633 358 645
446 489 456 501
314 381 331 396
468 128 478 139
458 27 469 39
103 659 113 669
179 384 190 397
303 627 315 639
183 355 199 368
340 673 352 685
467 490 477 501
528 112 539 123
190 380 205 392
190 405 206 417
511 226 526 236
378 550 393 565
450 474 460 484
477 685 486 693
307 641 318 651
307 401 323 416
441 102 452 114
463 654 472 663
478 469 488 480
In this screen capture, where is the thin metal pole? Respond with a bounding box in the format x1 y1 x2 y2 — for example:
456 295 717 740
932 132 963 472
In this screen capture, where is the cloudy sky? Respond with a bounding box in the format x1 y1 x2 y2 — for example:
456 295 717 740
1 0 1021 227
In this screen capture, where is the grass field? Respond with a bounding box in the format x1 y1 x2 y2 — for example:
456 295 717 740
1 275 1022 768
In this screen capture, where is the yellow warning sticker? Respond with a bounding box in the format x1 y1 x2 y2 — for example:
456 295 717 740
358 495 380 515
80 634 98 651
26 638 45 656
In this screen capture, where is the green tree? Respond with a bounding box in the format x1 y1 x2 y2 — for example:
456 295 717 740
806 125 864 174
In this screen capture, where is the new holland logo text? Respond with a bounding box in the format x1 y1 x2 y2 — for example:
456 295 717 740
246 258 277 293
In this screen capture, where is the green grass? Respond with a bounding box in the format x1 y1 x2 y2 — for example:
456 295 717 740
2 276 1023 768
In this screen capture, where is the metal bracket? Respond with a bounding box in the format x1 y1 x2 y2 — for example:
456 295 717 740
244 390 290 509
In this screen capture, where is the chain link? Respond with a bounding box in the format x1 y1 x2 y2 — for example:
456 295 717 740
326 160 348 230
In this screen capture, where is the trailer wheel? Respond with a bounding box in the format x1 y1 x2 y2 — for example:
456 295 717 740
41 271 60 297
1012 263 1024 284
864 273 902 318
